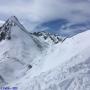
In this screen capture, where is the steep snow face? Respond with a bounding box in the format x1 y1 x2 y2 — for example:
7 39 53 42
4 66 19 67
0 16 46 86
8 30 90 90
41 30 90 72
0 16 65 86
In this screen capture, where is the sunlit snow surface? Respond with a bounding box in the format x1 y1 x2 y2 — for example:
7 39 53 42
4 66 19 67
7 30 90 90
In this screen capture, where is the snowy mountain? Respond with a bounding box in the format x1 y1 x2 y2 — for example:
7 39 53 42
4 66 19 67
8 30 90 90
0 21 4 27
0 16 90 90
0 16 42 86
0 16 64 87
0 16 43 86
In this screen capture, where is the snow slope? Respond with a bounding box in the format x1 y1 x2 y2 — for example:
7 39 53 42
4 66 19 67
41 30 90 71
7 30 90 90
0 16 90 90
0 16 64 87
0 16 47 86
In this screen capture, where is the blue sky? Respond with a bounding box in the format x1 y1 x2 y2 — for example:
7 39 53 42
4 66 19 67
0 0 90 32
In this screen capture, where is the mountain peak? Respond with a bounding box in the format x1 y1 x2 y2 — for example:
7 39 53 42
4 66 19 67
0 16 18 41
0 16 27 41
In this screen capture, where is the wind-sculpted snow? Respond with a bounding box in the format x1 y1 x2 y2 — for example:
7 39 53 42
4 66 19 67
7 30 90 90
8 52 90 90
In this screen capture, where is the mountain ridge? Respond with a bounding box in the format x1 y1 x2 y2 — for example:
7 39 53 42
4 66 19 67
0 16 65 86
0 16 90 90
0 16 65 45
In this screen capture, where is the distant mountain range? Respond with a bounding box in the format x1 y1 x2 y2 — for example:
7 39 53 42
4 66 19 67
35 19 90 37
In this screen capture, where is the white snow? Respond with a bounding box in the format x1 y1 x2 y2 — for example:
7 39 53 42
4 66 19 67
0 17 90 90
0 19 46 86
41 30 90 72
6 30 90 90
